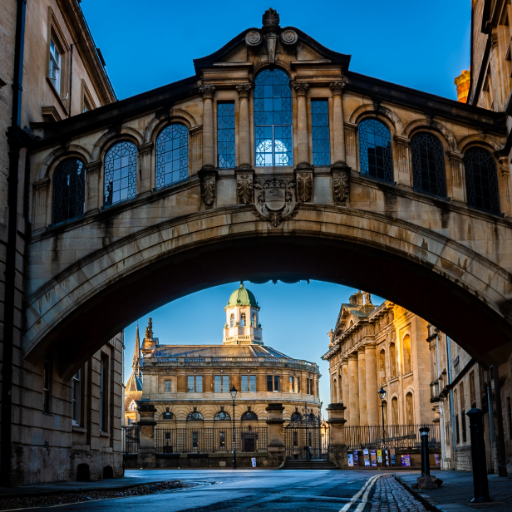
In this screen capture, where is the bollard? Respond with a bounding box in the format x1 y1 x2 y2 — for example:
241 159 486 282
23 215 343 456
467 408 492 503
419 427 431 476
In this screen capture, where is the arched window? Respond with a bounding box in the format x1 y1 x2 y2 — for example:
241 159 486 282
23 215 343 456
333 378 338 403
389 343 397 379
403 335 412 375
230 314 234 328
382 400 388 425
411 133 447 198
254 69 293 167
186 410 204 421
391 397 399 425
162 411 173 420
104 141 137 207
379 349 386 384
240 313 246 327
406 392 414 425
155 124 189 189
464 147 500 214
291 411 302 422
241 409 258 421
52 158 85 224
358 119 393 183
214 410 231 420
252 314 257 327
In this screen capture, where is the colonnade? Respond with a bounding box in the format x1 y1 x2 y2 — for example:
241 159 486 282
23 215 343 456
334 343 380 426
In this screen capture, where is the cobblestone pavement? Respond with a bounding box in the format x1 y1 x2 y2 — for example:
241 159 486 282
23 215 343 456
370 475 428 512
399 471 512 512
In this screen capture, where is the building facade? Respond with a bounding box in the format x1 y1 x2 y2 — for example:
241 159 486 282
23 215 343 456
323 291 434 428
125 283 322 456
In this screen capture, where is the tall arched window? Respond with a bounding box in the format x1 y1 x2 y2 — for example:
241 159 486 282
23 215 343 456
391 397 399 425
403 335 412 375
379 349 386 384
389 343 397 379
406 392 414 425
464 147 500 214
240 313 246 327
52 158 86 224
155 124 189 189
230 314 234 328
104 141 137 207
358 119 393 182
254 69 293 167
411 133 447 197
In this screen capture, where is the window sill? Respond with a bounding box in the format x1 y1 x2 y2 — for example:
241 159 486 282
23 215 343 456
72 425 87 433
46 77 68 117
100 431 110 438
403 372 413 378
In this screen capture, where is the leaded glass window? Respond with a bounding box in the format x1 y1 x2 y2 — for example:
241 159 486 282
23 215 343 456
214 411 231 420
411 133 447 197
217 102 235 168
52 158 85 225
464 147 500 214
254 69 293 167
155 124 189 189
359 119 393 182
104 141 137 207
311 99 330 166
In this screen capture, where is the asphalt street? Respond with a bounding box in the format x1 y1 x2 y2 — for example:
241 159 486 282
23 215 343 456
10 469 388 512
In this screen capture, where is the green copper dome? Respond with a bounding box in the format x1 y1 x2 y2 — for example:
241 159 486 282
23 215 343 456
227 282 258 307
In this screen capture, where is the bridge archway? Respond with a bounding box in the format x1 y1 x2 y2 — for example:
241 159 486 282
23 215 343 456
25 204 512 379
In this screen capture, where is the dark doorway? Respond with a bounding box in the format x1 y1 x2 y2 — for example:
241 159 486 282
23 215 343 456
244 437 255 452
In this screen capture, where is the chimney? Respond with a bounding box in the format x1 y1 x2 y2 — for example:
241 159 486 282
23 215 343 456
454 69 471 103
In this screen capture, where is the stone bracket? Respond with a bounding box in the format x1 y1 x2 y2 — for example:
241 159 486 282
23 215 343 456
198 167 218 208
331 163 351 203
295 167 313 203
235 168 254 204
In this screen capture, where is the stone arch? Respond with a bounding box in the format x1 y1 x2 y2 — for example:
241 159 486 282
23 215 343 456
38 144 91 181
252 62 292 81
91 126 143 162
458 133 502 154
23 204 512 379
405 119 457 152
144 109 198 145
349 103 405 135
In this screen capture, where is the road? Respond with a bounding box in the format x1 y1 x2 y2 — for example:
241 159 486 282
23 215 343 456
10 470 425 511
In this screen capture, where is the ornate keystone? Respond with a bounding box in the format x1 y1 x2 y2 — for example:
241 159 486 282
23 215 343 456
330 79 347 96
236 83 252 98
237 173 253 204
199 84 215 99
293 81 309 97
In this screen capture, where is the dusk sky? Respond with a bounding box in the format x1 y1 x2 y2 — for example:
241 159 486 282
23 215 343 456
80 0 471 413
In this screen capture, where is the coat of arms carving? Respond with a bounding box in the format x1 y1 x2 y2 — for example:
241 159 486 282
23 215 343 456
254 176 297 227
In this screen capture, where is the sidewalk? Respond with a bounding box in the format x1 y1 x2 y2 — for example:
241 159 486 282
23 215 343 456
397 470 512 512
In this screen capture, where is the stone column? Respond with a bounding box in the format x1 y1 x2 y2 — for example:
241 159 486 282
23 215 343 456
266 403 285 467
85 160 101 211
394 135 412 188
293 81 310 168
498 156 512 216
138 141 154 194
341 359 350 424
199 85 218 207
137 402 157 468
365 344 379 425
330 80 347 165
358 347 368 426
447 151 465 203
327 403 348 467
236 83 252 170
348 353 360 426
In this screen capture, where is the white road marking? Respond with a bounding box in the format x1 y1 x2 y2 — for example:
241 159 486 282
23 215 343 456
339 474 380 512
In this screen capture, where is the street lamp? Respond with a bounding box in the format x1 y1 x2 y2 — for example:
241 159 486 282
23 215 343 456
230 386 237 469
378 386 387 467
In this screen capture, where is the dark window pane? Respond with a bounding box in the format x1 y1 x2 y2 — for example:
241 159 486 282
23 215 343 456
156 124 189 189
411 133 447 197
217 102 236 168
358 119 393 183
464 147 500 214
311 99 331 166
52 158 85 224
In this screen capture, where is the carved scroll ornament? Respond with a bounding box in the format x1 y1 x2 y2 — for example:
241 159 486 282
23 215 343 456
297 173 313 203
237 174 253 204
200 174 216 206
332 169 350 202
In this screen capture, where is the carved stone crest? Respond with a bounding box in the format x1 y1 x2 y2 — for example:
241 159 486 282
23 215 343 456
332 167 350 202
254 176 297 227
297 172 313 203
237 174 253 204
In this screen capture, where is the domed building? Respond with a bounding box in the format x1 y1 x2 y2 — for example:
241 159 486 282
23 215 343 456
125 283 321 456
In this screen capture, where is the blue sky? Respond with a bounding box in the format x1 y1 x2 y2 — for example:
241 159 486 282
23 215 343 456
80 0 471 412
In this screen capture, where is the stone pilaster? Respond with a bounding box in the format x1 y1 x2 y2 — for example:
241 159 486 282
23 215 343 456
85 160 101 211
33 178 50 230
236 83 253 170
266 403 285 467
199 84 216 171
330 80 347 165
137 402 157 468
358 347 368 426
498 156 511 216
293 81 311 168
341 358 350 425
348 353 360 426
365 344 379 425
327 403 348 467
394 135 412 188
138 141 154 194
447 150 465 203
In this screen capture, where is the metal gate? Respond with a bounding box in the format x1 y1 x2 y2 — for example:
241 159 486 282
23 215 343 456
285 411 329 460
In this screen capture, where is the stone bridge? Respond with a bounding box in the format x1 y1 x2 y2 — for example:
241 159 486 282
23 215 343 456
25 14 512 377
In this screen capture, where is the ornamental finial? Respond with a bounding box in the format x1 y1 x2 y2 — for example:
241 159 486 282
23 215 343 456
262 8 280 27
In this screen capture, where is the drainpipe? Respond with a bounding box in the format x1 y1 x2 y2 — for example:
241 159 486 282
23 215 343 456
446 337 457 466
1 0 28 487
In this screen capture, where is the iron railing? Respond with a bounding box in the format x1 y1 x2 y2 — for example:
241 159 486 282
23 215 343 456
285 425 329 460
341 424 440 451
122 425 140 454
154 425 268 454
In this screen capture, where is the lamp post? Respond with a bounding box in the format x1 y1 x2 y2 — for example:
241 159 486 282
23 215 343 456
378 386 387 467
230 386 237 469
